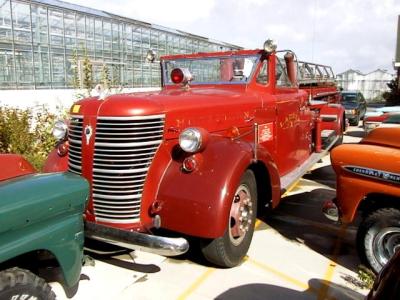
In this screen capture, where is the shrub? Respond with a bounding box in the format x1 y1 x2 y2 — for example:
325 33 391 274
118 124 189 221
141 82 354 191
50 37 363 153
0 106 62 170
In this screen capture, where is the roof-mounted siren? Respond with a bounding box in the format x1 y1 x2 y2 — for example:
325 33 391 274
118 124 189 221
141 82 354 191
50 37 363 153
146 49 157 63
263 39 277 53
171 68 193 88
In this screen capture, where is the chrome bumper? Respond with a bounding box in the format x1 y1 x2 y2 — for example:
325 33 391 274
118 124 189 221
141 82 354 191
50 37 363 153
322 199 339 222
85 222 189 257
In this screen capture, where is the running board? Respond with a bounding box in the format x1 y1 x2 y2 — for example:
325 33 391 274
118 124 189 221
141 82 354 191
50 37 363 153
280 135 339 194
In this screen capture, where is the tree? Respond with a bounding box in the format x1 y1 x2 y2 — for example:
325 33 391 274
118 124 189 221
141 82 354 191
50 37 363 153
383 77 400 106
101 64 111 90
71 49 80 89
82 49 93 96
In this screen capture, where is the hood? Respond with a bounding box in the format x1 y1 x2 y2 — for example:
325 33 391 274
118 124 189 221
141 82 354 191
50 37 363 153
72 86 264 136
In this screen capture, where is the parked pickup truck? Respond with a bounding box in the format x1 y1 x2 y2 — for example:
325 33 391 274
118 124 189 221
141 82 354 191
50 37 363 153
0 154 88 299
323 127 400 273
44 39 345 267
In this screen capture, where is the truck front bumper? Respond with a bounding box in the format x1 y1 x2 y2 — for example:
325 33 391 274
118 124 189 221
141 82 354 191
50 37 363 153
85 222 189 257
322 199 340 222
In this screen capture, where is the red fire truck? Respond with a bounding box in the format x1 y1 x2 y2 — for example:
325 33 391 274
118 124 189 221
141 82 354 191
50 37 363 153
44 40 345 267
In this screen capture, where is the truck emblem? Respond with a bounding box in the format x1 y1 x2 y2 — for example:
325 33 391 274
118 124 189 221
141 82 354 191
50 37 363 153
84 125 93 145
344 166 400 185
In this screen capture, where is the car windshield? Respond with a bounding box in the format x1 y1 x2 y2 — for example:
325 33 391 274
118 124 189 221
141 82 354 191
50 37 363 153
342 94 357 104
163 55 260 85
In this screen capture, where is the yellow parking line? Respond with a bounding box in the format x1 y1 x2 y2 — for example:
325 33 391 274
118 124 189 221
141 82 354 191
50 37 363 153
255 219 262 229
317 224 348 300
282 179 301 197
247 258 319 295
177 268 215 300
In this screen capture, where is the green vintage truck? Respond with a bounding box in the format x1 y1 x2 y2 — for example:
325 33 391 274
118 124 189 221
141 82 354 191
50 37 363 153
0 154 89 300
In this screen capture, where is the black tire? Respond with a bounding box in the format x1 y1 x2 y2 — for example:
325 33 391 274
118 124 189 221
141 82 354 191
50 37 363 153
349 115 359 126
0 268 56 300
357 208 400 273
201 170 257 267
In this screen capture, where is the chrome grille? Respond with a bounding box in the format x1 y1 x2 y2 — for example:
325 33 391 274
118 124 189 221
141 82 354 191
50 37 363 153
68 116 83 175
93 115 165 223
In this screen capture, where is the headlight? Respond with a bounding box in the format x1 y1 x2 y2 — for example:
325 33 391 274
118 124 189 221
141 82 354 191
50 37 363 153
179 128 207 153
52 120 68 141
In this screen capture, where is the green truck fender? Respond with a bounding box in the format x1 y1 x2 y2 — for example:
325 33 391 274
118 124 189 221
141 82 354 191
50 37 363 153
0 172 89 287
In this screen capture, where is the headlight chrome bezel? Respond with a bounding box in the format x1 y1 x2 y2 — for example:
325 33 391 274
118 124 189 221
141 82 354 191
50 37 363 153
52 120 68 141
179 128 207 153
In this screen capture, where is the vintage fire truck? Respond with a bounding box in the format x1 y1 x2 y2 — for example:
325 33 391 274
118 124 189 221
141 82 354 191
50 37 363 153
44 40 345 267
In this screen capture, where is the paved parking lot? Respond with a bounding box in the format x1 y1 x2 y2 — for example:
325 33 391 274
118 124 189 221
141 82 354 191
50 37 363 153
51 125 370 300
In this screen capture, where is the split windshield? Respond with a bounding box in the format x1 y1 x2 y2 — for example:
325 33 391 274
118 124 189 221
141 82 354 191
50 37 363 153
163 55 260 85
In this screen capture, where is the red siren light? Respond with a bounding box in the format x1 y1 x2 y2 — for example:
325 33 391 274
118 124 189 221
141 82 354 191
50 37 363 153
170 68 193 85
171 68 184 84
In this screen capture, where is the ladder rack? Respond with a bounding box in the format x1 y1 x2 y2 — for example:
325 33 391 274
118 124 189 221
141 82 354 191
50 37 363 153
297 61 335 85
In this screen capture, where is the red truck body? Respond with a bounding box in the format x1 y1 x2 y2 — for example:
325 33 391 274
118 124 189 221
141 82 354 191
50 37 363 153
44 45 344 266
0 154 36 181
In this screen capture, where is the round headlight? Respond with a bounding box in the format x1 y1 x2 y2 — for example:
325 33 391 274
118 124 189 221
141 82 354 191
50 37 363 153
179 128 203 153
52 120 68 141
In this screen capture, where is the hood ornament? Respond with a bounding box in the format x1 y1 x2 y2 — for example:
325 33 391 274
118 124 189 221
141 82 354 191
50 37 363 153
84 125 93 145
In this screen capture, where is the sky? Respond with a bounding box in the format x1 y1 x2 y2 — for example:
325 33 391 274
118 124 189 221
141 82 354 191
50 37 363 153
68 0 400 74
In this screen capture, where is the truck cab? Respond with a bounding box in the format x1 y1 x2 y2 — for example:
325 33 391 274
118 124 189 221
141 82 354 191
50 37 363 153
44 40 344 267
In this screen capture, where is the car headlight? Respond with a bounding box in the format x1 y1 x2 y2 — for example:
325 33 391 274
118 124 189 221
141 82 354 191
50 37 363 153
179 128 208 153
52 120 68 141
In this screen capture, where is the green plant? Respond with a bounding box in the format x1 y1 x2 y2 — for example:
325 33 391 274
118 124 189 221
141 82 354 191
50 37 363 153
383 78 400 106
82 49 93 96
0 106 63 170
357 265 376 290
101 64 111 90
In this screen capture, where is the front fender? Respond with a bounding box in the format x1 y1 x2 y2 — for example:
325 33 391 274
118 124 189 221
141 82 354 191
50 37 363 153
331 144 400 223
156 136 277 238
0 173 88 287
43 147 69 173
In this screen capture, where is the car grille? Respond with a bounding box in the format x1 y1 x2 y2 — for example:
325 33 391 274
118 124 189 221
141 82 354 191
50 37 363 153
68 116 83 174
68 114 165 224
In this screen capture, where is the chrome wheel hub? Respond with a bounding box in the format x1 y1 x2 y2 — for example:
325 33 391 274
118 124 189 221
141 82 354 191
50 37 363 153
373 227 400 266
229 184 253 246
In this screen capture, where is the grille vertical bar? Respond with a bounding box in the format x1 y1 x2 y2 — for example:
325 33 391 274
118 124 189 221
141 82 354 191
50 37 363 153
92 115 165 223
68 116 83 175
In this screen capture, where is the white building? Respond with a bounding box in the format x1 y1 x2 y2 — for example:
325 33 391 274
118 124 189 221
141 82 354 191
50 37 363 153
336 69 394 101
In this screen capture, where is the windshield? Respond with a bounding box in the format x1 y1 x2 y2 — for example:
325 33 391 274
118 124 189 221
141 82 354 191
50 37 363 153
342 94 357 104
163 55 260 85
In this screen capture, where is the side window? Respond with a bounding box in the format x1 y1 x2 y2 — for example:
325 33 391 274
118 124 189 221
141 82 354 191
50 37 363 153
256 60 268 85
275 57 291 87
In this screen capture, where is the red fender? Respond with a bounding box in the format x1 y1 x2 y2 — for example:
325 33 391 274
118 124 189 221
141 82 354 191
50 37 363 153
155 136 280 238
0 154 36 181
43 146 69 173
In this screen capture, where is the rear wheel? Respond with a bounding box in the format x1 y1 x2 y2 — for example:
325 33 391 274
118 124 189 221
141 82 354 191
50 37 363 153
357 208 400 273
0 268 55 300
201 170 257 267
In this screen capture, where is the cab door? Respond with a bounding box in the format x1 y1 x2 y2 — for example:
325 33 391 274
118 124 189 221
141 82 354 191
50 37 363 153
274 57 310 176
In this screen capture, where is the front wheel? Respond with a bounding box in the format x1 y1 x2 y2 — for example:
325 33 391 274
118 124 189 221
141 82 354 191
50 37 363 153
357 208 400 273
201 170 257 267
0 268 56 300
